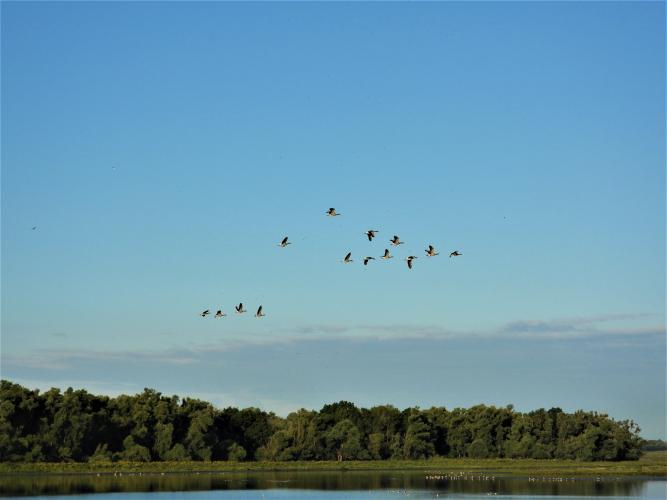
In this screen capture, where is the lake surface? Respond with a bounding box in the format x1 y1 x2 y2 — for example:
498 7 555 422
0 471 664 499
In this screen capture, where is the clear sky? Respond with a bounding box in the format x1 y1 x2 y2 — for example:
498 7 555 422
2 2 665 437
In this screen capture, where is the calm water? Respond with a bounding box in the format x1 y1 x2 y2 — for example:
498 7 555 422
0 471 664 499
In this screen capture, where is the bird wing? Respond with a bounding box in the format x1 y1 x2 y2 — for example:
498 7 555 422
345 252 351 260
257 306 262 314
282 237 288 245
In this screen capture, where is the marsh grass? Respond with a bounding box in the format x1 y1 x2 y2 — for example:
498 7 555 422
1 451 665 477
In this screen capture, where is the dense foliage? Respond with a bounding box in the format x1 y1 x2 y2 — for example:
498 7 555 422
0 380 643 462
641 440 667 451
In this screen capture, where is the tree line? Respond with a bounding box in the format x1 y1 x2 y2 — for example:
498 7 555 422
0 380 644 462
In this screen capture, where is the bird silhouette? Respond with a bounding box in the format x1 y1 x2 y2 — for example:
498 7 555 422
425 245 439 257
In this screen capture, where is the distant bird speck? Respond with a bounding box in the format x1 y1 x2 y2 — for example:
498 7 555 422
342 252 353 263
406 256 418 269
235 303 247 314
381 249 393 260
214 310 226 318
326 208 341 217
278 236 291 247
31 226 37 230
450 251 462 258
200 310 210 317
390 235 404 246
255 305 266 318
363 256 375 266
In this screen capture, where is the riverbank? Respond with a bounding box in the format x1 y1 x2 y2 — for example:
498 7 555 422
1 451 665 477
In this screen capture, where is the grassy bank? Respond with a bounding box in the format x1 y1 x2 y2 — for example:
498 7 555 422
1 451 665 477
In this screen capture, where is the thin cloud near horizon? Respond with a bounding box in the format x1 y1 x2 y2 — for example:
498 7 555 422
3 312 663 370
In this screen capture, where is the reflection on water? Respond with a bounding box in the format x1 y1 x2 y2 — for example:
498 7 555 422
0 471 664 498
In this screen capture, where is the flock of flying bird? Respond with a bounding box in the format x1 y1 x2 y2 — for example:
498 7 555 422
324 207 462 269
200 207 463 320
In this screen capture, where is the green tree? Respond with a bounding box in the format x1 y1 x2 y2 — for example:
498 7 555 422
164 443 190 461
403 410 435 459
120 436 151 462
468 438 489 458
227 442 247 461
154 423 174 460
185 407 215 461
325 419 365 461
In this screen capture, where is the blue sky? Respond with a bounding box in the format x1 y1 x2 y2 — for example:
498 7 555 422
2 2 665 437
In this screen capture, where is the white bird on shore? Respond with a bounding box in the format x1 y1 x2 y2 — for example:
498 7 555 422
381 249 393 260
278 236 291 247
425 245 439 257
235 303 247 314
255 305 265 318
342 252 353 263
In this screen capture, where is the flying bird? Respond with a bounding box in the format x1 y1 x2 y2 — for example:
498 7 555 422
326 208 341 217
363 256 375 266
449 251 462 258
365 230 379 241
200 310 210 317
381 249 393 260
235 303 247 314
278 236 291 247
255 305 266 318
425 245 439 257
342 252 353 263
214 310 226 318
406 256 418 269
390 235 404 246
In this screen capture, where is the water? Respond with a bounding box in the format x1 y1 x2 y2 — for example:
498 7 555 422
0 471 664 499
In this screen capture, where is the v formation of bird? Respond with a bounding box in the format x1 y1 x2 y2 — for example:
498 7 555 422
200 207 462 319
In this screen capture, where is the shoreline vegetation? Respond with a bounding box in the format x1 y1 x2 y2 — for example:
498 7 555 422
0 381 649 467
1 452 666 477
